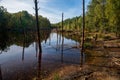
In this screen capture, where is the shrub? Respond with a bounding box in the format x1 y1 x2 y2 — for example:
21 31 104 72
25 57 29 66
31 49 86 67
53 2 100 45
84 42 93 49
54 74 60 80
103 35 111 40
85 37 92 42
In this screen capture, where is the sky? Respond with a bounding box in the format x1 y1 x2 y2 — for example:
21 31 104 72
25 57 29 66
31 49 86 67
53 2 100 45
0 0 91 23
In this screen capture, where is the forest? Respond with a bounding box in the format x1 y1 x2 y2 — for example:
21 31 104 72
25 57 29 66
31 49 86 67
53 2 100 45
0 6 51 32
0 0 120 80
0 6 51 51
56 0 120 38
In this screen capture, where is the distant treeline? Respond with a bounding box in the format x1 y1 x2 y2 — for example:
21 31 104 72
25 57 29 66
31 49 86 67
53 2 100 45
56 0 120 37
0 6 51 32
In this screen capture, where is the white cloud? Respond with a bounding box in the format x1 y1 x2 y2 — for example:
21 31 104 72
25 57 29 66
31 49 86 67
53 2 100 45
0 0 58 23
38 3 82 23
0 0 87 23
0 0 33 13
39 11 61 23
39 6 62 23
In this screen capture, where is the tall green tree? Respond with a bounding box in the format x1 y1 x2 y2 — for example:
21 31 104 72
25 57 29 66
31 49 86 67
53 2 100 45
86 0 108 32
0 6 9 50
0 6 8 29
106 0 120 37
0 6 51 32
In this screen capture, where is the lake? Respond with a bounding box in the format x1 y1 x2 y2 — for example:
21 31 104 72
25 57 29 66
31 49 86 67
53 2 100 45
0 31 120 80
0 31 83 80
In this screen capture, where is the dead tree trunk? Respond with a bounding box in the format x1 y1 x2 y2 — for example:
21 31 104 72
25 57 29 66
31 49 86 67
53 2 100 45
61 13 64 63
34 0 42 53
34 1 42 79
81 0 85 55
0 65 2 80
20 14 26 61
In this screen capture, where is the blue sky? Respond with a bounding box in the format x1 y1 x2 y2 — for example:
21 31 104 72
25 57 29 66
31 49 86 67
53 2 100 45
0 0 91 23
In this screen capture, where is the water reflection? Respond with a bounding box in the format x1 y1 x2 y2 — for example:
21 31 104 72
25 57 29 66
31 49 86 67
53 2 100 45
0 30 119 80
0 29 9 52
49 33 51 46
36 50 42 80
35 42 38 58
0 65 2 80
56 30 59 51
0 30 51 52
22 33 25 61
61 31 64 63
47 33 81 64
0 31 89 80
60 32 85 66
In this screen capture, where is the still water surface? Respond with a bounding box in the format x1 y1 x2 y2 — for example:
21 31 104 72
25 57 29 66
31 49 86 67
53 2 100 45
1 32 120 80
0 32 82 80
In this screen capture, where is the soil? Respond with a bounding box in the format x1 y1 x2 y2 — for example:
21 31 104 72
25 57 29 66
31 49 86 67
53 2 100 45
44 39 120 80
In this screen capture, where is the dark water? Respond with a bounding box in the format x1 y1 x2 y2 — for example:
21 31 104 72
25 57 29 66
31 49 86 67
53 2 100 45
0 31 120 80
0 31 83 80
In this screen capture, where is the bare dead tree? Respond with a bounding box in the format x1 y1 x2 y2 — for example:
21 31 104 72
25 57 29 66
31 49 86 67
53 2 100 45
0 65 2 80
34 0 42 79
81 0 85 55
61 13 64 63
34 0 42 53
19 14 26 62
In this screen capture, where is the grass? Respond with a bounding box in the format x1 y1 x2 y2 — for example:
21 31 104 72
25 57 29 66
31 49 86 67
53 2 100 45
84 42 93 49
53 74 61 80
103 35 112 40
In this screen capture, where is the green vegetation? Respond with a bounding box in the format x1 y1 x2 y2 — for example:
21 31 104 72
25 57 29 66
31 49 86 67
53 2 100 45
53 74 60 80
0 6 51 32
56 0 120 38
84 42 93 49
0 30 51 51
56 16 82 31
0 6 51 51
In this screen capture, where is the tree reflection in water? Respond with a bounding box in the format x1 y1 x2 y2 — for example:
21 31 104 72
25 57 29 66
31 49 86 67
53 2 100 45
0 28 9 53
22 32 26 61
0 30 51 53
36 50 42 80
0 65 2 80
